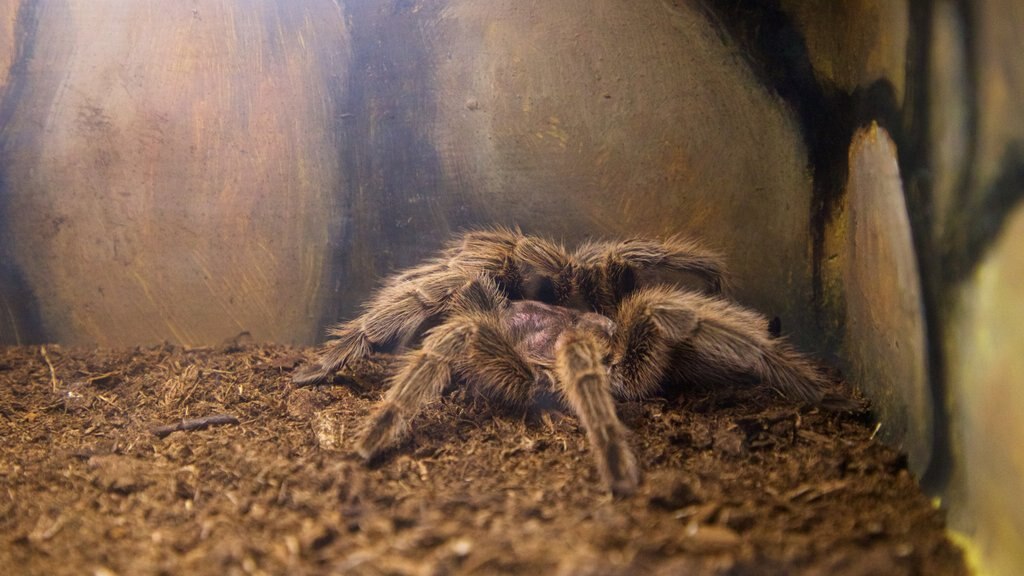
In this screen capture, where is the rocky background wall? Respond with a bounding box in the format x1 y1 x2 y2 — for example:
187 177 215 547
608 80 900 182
0 1 1021 574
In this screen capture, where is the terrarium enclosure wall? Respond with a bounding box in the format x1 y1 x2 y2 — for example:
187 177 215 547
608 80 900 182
0 1 1021 574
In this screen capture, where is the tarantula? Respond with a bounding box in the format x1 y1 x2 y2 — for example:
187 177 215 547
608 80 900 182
294 227 832 495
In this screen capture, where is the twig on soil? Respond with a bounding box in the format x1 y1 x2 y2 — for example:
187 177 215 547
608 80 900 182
151 414 240 438
40 346 59 392
84 371 120 385
29 513 66 544
95 394 120 408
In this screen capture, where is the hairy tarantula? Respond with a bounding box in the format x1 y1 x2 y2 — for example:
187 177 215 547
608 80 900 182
294 228 833 495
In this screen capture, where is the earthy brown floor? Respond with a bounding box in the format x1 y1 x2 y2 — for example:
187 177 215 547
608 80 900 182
0 344 965 575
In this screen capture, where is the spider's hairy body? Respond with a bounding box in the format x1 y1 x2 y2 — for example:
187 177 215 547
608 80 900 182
295 227 836 496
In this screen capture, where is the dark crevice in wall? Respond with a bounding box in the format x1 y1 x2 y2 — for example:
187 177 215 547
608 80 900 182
696 0 901 350
696 0 966 487
319 0 478 333
0 2 39 131
0 0 47 345
899 0 952 496
912 0 1024 495
0 267 43 345
944 0 981 254
900 0 1024 496
947 144 1024 282
938 0 1024 286
308 0 356 340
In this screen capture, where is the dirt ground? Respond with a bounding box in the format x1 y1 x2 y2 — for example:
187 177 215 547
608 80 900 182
0 343 966 575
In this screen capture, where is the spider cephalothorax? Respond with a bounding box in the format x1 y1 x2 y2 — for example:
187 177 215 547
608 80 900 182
294 228 834 495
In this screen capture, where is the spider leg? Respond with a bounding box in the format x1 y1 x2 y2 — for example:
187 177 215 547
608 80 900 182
358 296 537 459
449 277 538 409
613 286 828 404
292 261 470 385
574 236 729 295
609 286 701 400
554 330 640 496
356 332 453 459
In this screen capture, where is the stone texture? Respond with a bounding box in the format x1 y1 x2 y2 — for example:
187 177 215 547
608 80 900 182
972 0 1024 196
0 0 16 90
1 0 817 350
781 0 909 102
947 205 1024 576
829 124 932 473
0 0 24 344
927 1 971 243
939 3 1024 575
0 0 349 346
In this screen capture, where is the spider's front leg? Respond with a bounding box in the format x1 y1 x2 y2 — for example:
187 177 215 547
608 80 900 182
554 330 641 497
293 261 469 385
357 309 537 460
604 286 701 400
